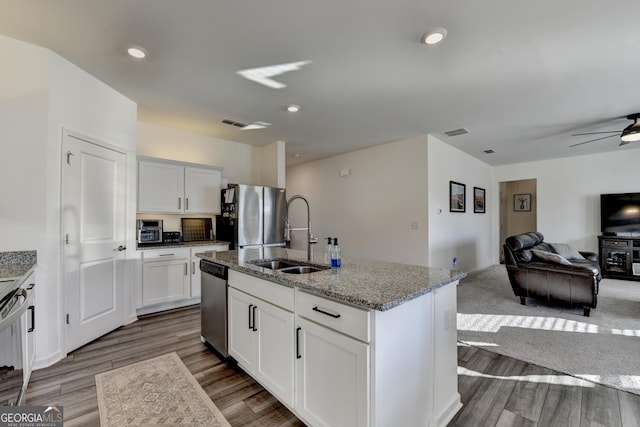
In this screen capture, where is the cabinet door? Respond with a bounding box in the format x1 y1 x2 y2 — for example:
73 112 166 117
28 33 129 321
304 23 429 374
190 259 202 298
184 167 221 214
256 300 294 407
138 160 184 213
142 259 190 306
228 288 258 370
296 317 370 427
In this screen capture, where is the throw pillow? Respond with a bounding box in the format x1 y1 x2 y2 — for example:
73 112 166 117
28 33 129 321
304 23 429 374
531 249 573 266
549 243 585 260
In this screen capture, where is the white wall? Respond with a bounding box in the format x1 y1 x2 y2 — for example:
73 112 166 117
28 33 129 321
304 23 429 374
137 122 262 185
427 136 494 272
286 136 429 266
0 35 137 368
494 148 640 254
260 140 286 188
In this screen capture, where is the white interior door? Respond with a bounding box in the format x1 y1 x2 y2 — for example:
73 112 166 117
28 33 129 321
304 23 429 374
62 131 127 353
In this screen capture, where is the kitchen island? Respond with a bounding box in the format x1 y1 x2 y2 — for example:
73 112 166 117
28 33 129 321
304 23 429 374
196 247 466 427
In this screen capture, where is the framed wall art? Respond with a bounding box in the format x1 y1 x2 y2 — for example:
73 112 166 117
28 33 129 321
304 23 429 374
514 193 531 212
473 187 486 213
449 181 466 212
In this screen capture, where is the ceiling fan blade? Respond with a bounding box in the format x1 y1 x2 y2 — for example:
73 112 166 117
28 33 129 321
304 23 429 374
571 131 621 136
570 134 619 147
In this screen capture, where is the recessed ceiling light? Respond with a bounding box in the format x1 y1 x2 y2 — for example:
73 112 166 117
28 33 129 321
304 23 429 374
421 28 447 45
287 104 300 113
127 46 147 59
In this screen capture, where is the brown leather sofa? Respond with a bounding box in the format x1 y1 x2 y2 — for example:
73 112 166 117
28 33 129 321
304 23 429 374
503 232 601 316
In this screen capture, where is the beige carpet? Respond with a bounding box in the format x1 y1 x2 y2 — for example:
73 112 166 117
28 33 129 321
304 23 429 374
95 352 231 427
457 265 640 395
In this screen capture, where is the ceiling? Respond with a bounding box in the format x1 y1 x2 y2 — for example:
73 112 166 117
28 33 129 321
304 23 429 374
1 0 640 167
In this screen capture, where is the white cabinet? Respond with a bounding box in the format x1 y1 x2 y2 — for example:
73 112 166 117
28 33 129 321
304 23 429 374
228 272 295 407
141 248 190 306
184 167 221 214
189 244 228 298
295 291 370 427
21 274 36 390
137 157 222 214
138 160 184 213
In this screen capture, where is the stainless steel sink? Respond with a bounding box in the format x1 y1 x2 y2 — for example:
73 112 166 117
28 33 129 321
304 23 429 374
250 259 329 274
279 265 327 274
251 259 300 270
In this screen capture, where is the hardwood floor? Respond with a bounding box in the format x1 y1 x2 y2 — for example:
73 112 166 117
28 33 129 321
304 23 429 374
25 305 640 426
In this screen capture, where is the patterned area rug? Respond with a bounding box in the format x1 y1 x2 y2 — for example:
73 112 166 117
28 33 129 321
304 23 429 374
95 352 231 426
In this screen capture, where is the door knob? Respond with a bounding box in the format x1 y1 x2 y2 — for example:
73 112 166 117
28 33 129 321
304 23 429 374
115 245 127 252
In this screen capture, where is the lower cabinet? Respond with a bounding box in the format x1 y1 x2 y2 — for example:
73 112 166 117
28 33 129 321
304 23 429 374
295 317 369 427
227 270 461 427
141 248 190 307
190 244 229 298
228 286 294 407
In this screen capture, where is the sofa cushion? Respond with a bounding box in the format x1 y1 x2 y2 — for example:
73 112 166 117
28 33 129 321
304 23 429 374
550 243 585 260
531 249 573 266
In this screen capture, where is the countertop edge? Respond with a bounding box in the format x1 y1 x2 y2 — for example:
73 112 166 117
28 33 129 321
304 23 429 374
196 250 466 312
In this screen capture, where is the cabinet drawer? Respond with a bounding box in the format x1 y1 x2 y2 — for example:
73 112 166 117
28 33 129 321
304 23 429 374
190 244 229 257
143 248 190 261
229 270 294 311
602 239 631 247
297 291 371 343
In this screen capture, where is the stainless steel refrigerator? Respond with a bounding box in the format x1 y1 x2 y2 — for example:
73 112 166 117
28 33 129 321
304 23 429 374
216 184 287 249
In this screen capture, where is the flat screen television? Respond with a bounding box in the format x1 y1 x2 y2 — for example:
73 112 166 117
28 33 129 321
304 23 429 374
601 192 640 236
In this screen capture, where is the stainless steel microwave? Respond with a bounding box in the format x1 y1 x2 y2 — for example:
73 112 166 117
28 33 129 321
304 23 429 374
137 219 163 243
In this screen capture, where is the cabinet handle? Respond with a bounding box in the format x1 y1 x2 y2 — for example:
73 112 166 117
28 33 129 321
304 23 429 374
312 306 341 319
252 305 258 331
296 327 302 359
192 261 195 274
28 305 35 333
184 263 188 275
178 197 181 210
248 304 254 330
159 253 175 257
186 198 189 210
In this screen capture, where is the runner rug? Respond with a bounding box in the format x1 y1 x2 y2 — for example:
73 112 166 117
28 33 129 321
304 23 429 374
95 352 230 426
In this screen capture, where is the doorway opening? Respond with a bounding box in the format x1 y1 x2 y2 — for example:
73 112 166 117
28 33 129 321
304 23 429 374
499 178 537 263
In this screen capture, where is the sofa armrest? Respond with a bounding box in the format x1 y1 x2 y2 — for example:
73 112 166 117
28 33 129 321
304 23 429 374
579 251 598 262
525 261 598 277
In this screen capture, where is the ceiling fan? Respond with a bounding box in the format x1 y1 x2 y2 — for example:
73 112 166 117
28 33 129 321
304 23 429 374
570 113 640 147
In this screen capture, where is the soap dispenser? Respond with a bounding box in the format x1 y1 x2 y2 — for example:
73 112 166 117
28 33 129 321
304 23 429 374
331 237 341 268
324 237 333 264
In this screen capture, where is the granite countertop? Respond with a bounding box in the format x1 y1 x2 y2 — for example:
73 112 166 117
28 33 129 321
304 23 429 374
137 240 230 251
196 248 466 311
0 250 37 303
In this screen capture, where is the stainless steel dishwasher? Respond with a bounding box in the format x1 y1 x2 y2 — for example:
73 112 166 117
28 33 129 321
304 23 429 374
200 259 228 358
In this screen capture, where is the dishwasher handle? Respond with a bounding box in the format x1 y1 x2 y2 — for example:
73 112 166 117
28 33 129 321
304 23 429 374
200 260 228 280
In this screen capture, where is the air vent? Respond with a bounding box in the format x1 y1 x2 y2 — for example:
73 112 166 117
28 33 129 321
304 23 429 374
222 119 247 128
484 149 495 154
443 127 470 137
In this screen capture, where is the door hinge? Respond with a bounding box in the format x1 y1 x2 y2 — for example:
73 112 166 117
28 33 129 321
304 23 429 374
66 150 74 165
66 313 70 325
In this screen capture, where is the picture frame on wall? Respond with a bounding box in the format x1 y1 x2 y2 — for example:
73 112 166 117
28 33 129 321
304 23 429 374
473 187 486 213
450 181 466 212
514 193 531 212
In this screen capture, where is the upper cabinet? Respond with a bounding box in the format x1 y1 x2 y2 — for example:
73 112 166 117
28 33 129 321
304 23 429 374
137 157 222 214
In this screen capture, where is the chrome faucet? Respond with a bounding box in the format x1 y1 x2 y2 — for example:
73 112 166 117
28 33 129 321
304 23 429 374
285 195 318 261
